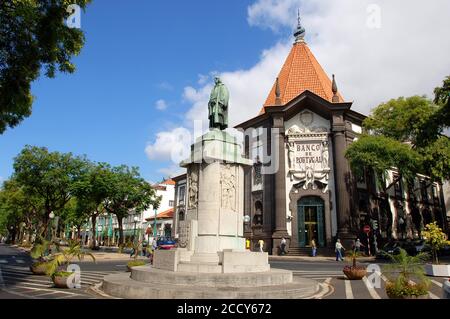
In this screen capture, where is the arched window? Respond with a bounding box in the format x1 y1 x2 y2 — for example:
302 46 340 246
178 210 185 222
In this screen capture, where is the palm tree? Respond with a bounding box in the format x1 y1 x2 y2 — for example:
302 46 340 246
382 248 430 298
45 239 95 276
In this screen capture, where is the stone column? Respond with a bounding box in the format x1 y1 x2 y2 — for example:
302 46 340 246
331 112 352 241
272 114 289 254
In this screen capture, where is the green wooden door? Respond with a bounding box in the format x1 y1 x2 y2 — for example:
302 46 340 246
297 196 325 247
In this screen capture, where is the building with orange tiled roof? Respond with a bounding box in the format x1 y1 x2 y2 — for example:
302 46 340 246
234 15 447 255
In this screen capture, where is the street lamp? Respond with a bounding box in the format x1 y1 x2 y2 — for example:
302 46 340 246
133 216 139 243
47 211 55 241
153 208 157 238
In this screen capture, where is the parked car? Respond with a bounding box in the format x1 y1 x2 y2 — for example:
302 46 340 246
156 237 176 250
375 240 428 259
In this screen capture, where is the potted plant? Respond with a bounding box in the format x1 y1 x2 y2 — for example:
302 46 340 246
382 248 430 299
29 237 56 275
126 240 146 272
422 222 450 277
45 240 95 288
343 249 367 280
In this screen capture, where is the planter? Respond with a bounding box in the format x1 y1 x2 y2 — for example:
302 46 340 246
343 267 367 280
443 280 450 299
127 261 146 272
385 281 429 299
425 264 450 277
30 262 48 275
387 293 429 299
52 275 70 288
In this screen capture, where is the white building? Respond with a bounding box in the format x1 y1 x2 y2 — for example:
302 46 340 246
142 179 176 239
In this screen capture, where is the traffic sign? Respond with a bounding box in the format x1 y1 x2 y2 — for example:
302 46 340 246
363 225 371 233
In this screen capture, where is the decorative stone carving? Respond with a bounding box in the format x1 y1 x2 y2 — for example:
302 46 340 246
178 221 190 248
221 165 236 211
253 163 262 185
321 140 329 170
188 168 199 209
288 142 295 169
304 165 316 190
300 110 313 127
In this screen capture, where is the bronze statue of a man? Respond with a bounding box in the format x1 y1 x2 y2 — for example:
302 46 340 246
208 77 229 130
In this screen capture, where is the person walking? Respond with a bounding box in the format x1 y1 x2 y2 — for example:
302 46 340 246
354 238 364 253
335 239 345 261
311 238 317 257
280 238 287 255
258 239 264 252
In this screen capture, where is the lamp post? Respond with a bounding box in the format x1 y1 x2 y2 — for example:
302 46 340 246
133 216 139 244
47 211 55 241
153 208 157 238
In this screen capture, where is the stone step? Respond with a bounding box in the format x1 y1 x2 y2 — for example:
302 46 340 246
101 272 320 299
130 266 293 287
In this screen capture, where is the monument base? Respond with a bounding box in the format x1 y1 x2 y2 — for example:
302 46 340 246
101 266 321 299
153 248 270 273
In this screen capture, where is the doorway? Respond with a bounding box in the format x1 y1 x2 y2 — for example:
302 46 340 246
297 196 325 247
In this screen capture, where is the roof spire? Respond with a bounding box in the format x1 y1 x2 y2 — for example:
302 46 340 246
294 9 305 43
275 77 281 105
332 74 340 102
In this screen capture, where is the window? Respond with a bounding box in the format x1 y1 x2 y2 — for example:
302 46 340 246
178 186 185 204
169 200 174 207
420 181 429 202
393 174 403 198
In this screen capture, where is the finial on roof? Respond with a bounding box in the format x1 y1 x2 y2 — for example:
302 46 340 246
332 74 339 103
294 9 305 43
275 77 282 105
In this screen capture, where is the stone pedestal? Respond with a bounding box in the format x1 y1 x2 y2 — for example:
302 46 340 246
153 129 271 273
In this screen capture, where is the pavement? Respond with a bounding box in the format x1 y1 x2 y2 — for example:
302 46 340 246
1 244 448 299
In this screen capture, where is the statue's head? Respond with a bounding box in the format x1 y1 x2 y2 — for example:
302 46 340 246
214 76 221 85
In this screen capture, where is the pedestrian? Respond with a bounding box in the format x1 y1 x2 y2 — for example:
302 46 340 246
311 238 317 257
258 239 264 252
354 238 364 253
335 239 345 261
280 238 287 255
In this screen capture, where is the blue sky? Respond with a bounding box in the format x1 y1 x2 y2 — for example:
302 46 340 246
1 0 450 183
0 0 282 182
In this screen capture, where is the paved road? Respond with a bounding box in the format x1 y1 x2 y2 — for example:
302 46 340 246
1 244 447 299
270 259 447 299
0 244 136 299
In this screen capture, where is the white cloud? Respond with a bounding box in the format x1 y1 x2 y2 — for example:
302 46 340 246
246 0 450 114
146 0 450 174
144 127 191 162
155 99 168 111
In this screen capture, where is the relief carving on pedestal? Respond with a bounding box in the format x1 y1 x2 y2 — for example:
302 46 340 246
221 165 236 211
188 167 199 209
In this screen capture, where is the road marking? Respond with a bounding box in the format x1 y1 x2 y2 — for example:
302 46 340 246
344 280 354 299
0 288 38 299
428 291 440 299
363 277 381 299
431 280 443 288
33 291 64 297
0 260 8 264
7 285 81 295
16 260 25 264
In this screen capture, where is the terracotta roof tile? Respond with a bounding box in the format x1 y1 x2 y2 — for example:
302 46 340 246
261 42 344 114
146 208 174 220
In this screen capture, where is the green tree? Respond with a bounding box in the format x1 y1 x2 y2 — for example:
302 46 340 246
0 0 92 134
71 162 111 248
432 75 450 137
422 222 450 264
103 165 160 245
0 178 43 243
12 145 89 236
